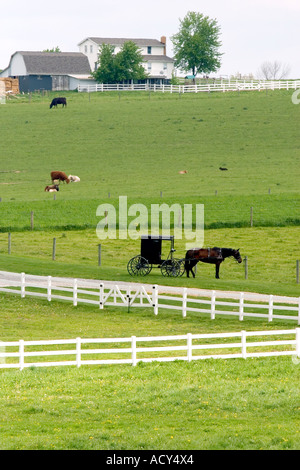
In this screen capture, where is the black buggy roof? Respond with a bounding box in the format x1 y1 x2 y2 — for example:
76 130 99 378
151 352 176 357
141 235 174 240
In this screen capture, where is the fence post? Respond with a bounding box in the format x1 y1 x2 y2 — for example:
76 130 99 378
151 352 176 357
244 256 248 279
152 285 158 315
296 329 300 358
187 333 192 362
99 283 104 309
47 276 52 301
52 238 56 260
127 288 131 313
250 207 253 227
241 331 247 359
0 341 5 365
21 272 25 298
98 244 101 266
76 337 81 367
297 298 300 325
211 291 216 319
182 288 187 318
19 339 24 370
73 279 77 306
268 295 274 322
239 292 244 321
131 336 137 366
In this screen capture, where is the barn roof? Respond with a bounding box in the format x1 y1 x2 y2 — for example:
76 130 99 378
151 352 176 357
15 51 91 75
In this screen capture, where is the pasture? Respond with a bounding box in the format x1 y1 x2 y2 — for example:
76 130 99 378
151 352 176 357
0 295 299 450
0 89 299 450
0 89 299 200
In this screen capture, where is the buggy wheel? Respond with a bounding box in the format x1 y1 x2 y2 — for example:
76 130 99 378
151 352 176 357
175 258 186 277
161 259 181 277
127 256 152 276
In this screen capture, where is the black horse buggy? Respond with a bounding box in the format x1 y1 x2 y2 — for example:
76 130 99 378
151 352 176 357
127 235 185 277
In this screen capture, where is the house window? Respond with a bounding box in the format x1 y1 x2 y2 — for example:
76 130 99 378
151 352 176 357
90 45 93 53
147 46 152 54
163 63 167 70
147 63 152 72
84 45 87 53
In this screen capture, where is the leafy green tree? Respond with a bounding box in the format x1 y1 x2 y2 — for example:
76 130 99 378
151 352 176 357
43 46 61 52
171 11 222 78
114 41 147 82
93 41 148 83
92 44 116 83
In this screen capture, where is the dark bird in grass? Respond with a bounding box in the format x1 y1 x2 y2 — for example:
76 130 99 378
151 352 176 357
219 167 228 171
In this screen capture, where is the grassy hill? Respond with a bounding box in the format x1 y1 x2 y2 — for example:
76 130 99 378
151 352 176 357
0 89 299 201
0 89 299 296
1 89 299 451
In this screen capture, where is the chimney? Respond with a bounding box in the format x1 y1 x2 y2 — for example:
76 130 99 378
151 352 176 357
161 36 166 55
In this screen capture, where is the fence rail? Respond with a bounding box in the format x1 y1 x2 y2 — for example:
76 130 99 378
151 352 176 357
77 80 300 94
0 271 299 324
0 329 299 370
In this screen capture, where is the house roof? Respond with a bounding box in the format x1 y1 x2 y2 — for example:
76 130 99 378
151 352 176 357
14 51 91 75
79 37 165 47
142 55 174 63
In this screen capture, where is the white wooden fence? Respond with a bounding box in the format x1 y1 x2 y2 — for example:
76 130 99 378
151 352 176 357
0 271 299 324
0 329 299 370
77 80 300 94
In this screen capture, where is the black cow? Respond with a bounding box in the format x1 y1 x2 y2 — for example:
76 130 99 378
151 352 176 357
50 97 67 109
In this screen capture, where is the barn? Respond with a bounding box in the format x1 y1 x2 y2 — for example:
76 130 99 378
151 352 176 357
0 51 96 92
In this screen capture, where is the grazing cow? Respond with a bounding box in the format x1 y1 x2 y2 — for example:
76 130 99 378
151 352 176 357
68 175 80 182
45 184 59 192
51 171 70 184
50 97 67 109
178 170 188 174
219 167 228 171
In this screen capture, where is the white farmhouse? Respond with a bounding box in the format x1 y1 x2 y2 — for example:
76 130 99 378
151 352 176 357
78 36 174 84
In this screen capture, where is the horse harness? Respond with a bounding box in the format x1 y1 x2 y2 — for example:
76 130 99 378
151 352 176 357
207 247 223 260
189 247 223 262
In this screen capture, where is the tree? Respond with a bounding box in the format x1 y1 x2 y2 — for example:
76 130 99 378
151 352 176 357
92 41 148 83
43 47 61 53
171 11 222 79
92 44 116 83
257 60 291 80
114 41 147 82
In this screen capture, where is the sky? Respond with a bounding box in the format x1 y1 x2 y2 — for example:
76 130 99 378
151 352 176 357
1 0 299 78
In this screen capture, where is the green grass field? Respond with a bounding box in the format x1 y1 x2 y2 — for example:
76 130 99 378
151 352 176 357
0 89 299 450
1 90 299 200
0 295 299 450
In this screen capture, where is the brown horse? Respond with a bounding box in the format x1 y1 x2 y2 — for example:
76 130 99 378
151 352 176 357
184 247 242 279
